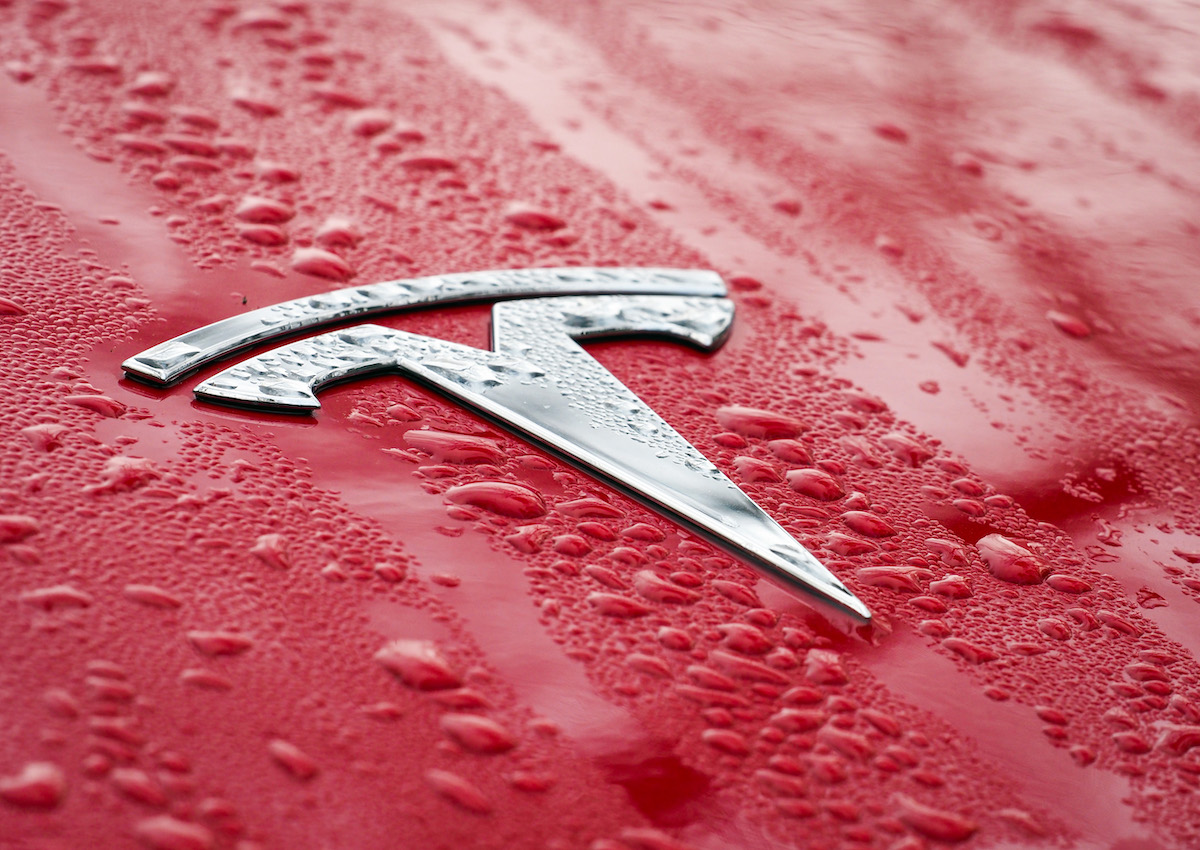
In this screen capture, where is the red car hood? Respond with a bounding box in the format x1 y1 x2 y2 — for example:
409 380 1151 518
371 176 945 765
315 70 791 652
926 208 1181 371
2 1 1200 848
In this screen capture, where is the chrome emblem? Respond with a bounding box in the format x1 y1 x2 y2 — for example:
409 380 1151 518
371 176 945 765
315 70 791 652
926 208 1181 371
125 268 870 622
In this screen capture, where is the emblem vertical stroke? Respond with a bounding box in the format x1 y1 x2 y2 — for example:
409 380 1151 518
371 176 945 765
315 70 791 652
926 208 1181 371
124 267 870 622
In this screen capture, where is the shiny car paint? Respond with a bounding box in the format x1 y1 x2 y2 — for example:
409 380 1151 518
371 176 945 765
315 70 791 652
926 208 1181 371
2 1 1200 848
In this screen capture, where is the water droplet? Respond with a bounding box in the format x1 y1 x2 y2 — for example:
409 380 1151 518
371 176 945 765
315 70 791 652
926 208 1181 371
43 689 80 718
127 70 174 97
826 533 875 556
90 715 144 746
179 669 233 691
861 709 901 737
701 729 749 756
123 101 167 123
163 135 218 158
855 565 931 592
267 739 318 779
375 639 461 690
551 534 591 556
587 592 653 618
787 468 843 501
399 152 458 170
875 234 905 257
20 584 93 610
627 654 671 677
404 430 503 465
713 432 747 449
186 631 253 657
0 515 39 544
70 56 122 75
150 170 181 190
584 565 627 589
769 708 826 733
620 523 664 544
657 627 694 651
1137 586 1167 609
424 769 491 814
290 247 353 281
880 432 933 466
234 195 294 224
84 456 159 495
1047 310 1092 338
709 649 788 684
676 683 749 708
439 714 517 754
633 570 699 605
1037 576 1089 602
687 664 736 691
115 133 168 155
818 726 874 760
932 340 969 367
927 576 972 602
504 203 566 231
1097 610 1142 636
941 637 997 664
893 793 977 842
112 767 167 805
87 674 134 702
238 224 288 246
1036 706 1068 726
311 84 367 107
250 533 290 569
715 406 804 439
134 815 214 850
233 6 291 30
712 580 760 607
217 137 254 158
315 215 361 248
557 497 623 519
717 623 771 655
509 770 556 792
65 394 126 417
345 108 393 136
1157 725 1200 757
808 754 849 783
1112 731 1152 754
445 481 545 518
730 456 778 482
953 498 986 517
805 649 848 685
873 123 909 143
4 61 34 83
976 534 1046 584
255 159 299 182
120 584 182 609
1070 745 1097 766
841 511 896 538
385 403 420 422
499 523 543 554
1038 617 1071 640
0 762 66 808
231 88 281 117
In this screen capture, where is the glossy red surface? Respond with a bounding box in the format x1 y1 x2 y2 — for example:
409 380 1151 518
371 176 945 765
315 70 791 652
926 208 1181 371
3 1 1200 848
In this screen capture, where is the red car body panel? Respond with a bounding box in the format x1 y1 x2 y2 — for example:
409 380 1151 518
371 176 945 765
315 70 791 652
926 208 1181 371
2 1 1200 848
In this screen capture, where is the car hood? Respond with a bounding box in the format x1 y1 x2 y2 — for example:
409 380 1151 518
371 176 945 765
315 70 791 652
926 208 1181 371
2 1 1200 849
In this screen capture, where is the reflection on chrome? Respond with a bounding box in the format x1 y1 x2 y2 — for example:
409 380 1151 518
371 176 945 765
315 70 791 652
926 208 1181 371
127 269 870 622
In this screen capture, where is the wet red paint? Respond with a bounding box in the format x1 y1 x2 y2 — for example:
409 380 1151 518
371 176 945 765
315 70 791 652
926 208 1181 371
3 0 1200 848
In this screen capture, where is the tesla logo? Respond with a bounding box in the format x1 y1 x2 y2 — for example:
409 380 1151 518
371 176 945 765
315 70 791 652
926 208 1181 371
124 267 869 622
